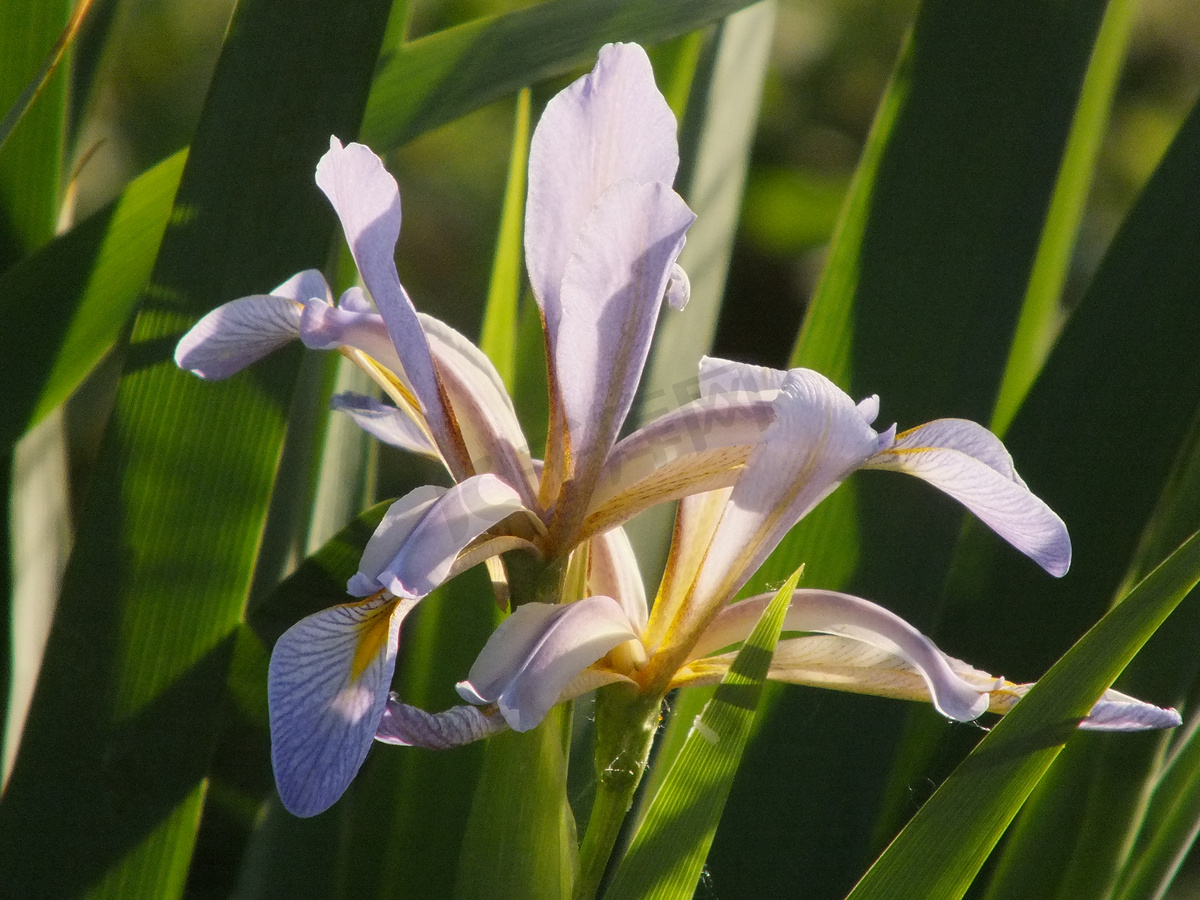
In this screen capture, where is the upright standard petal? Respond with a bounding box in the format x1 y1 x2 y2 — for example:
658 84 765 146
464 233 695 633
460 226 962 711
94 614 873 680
685 369 888 626
175 295 303 379
314 138 466 473
524 42 680 326
866 418 1071 576
268 594 415 816
550 181 696 530
457 597 638 732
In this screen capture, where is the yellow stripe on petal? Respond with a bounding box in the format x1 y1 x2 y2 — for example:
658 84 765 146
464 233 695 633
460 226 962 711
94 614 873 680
350 595 398 683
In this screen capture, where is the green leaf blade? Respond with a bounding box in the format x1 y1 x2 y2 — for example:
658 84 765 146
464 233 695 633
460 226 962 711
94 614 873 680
605 568 801 900
846 529 1200 900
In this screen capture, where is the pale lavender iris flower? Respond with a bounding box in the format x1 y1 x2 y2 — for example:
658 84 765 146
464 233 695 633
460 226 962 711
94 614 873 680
175 44 756 817
377 361 1178 750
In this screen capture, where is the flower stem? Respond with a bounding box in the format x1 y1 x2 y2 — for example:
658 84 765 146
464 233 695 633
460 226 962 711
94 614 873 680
574 685 662 900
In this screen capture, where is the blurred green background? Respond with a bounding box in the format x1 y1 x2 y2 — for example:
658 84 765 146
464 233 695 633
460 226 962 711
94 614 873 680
38 0 1200 896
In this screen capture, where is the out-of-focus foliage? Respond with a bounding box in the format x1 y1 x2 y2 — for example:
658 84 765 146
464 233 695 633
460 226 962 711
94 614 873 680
3 0 1200 898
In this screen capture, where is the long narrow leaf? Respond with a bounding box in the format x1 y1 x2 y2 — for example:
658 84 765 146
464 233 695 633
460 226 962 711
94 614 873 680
0 1 393 897
604 568 800 900
845 528 1200 900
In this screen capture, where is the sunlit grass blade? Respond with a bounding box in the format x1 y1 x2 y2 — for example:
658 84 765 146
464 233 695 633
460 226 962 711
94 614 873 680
0 0 70 262
845 528 1200 900
0 0 94 158
362 0 768 153
989 0 1136 436
603 568 800 900
0 1 393 898
478 88 530 390
455 704 579 900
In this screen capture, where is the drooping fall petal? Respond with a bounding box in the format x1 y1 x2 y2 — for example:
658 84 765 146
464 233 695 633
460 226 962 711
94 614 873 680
175 295 303 379
268 594 415 816
865 418 1072 576
689 589 990 721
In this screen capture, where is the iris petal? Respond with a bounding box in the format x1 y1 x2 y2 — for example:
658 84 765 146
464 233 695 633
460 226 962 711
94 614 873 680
524 42 680 329
175 295 302 380
330 392 440 460
375 694 508 748
692 589 989 721
458 597 638 732
314 138 463 471
866 418 1071 576
268 594 414 816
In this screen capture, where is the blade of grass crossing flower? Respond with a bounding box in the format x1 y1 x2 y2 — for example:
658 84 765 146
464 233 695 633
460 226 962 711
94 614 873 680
603 568 800 900
478 88 530 390
0 2 394 898
844 528 1200 900
979 380 1200 900
622 6 776 823
990 0 1136 437
712 5 1113 897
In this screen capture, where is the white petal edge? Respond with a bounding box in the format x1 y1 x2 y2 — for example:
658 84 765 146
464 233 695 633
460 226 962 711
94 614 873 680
457 597 639 732
175 295 302 380
267 594 415 816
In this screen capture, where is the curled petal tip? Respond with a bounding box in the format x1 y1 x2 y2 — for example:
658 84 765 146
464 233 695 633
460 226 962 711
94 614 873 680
376 695 507 749
1080 689 1182 731
666 263 691 311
